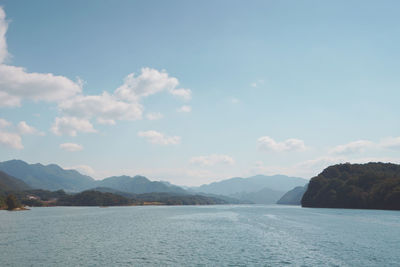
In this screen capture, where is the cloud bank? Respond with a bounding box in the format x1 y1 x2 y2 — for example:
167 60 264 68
190 154 235 166
60 143 83 152
138 130 180 145
258 136 306 152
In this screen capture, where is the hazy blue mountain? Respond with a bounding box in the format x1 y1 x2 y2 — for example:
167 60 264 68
277 185 308 205
230 187 285 204
96 175 187 194
0 160 95 191
0 170 31 195
192 175 307 196
0 160 189 194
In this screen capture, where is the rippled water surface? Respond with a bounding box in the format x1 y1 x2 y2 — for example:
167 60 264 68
1 205 399 266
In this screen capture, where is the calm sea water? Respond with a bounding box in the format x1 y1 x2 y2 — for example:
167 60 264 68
0 205 399 266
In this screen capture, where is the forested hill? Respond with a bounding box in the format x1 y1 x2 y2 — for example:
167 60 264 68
277 185 307 205
301 162 400 210
0 170 31 195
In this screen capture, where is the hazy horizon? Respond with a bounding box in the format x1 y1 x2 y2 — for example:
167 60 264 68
1 1 400 186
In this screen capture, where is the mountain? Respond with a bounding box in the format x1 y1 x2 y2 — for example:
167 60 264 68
0 160 188 194
96 175 187 194
277 185 307 205
230 187 285 204
193 175 307 195
302 162 400 210
191 175 307 203
0 170 31 196
0 159 309 203
0 160 95 191
95 187 249 204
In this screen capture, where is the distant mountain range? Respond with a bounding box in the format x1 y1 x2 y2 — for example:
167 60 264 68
0 160 187 195
190 174 308 204
0 159 309 205
4 160 398 210
0 160 94 191
98 175 186 194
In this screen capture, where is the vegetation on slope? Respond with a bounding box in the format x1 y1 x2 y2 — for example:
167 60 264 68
0 170 31 195
301 162 400 210
0 195 5 209
4 189 230 207
57 190 130 206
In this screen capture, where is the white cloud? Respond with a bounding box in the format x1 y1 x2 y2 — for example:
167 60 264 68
0 8 195 136
0 65 82 106
115 68 191 101
169 87 192 100
0 8 81 107
190 154 235 166
17 121 44 135
57 68 191 128
329 137 400 155
0 91 20 107
0 7 193 130
0 7 9 63
380 137 400 150
0 117 11 128
294 156 346 174
0 130 23 149
60 142 83 152
67 165 95 176
96 118 116 125
138 130 180 145
146 112 164 120
59 92 143 124
249 156 345 179
250 79 264 88
51 116 96 137
257 136 306 152
330 140 374 154
177 105 191 113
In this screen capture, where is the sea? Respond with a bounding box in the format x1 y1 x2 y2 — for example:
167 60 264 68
0 205 399 266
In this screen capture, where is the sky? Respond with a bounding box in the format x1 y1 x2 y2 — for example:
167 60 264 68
0 0 400 186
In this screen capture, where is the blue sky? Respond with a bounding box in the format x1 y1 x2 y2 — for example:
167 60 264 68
0 0 400 185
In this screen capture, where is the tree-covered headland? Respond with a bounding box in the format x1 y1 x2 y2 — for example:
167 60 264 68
302 162 400 210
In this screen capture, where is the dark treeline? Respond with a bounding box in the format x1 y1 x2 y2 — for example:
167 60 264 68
1 189 230 208
57 191 228 206
302 162 400 210
57 190 130 206
0 194 21 210
0 195 6 209
130 192 228 205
